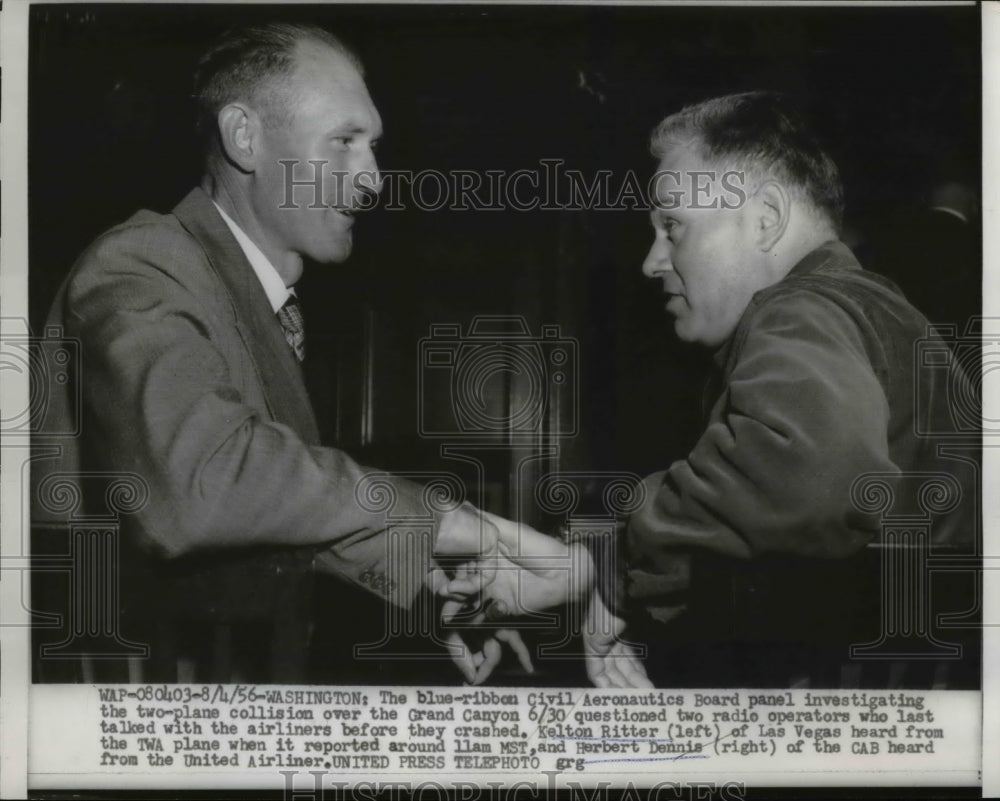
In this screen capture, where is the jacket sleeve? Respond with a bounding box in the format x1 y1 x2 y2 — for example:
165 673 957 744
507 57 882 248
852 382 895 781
61 220 441 607
626 291 899 592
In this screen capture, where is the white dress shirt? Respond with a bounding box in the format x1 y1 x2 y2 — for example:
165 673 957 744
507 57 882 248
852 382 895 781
212 200 293 313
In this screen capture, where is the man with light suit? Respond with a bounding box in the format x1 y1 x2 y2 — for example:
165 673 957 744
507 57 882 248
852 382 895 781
33 22 544 683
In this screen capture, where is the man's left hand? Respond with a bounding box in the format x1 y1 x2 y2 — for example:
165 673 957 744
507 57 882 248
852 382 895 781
441 597 534 684
583 592 652 688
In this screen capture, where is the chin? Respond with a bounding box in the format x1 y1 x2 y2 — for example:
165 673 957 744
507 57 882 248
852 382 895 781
675 325 715 348
312 241 353 265
673 320 696 343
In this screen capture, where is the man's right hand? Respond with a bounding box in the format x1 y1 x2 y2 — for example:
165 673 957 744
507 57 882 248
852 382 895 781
479 512 594 617
431 502 500 598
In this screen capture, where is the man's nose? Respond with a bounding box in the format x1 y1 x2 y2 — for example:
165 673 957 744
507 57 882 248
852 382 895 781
642 237 671 278
355 152 383 199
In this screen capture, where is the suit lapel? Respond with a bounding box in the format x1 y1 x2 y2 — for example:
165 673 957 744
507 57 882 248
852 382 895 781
172 187 321 444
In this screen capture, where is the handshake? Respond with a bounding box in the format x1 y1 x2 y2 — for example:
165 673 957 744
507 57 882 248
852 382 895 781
429 504 651 688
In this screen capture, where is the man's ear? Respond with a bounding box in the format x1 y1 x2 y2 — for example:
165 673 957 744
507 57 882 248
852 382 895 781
752 180 791 251
216 103 260 173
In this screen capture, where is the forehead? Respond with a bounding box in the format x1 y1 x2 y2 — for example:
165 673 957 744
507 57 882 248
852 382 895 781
655 142 710 172
286 41 382 133
650 143 716 209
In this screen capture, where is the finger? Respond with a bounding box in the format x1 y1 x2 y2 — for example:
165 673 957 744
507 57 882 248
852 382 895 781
440 598 464 625
427 567 452 597
430 564 482 600
582 631 614 659
445 575 482 597
483 598 511 622
613 642 644 663
624 665 654 689
606 647 651 689
441 597 489 628
472 638 503 685
600 645 634 689
444 561 488 597
617 645 653 688
447 557 499 598
587 660 612 688
600 657 628 688
483 512 540 561
444 632 477 684
495 629 533 674
477 550 498 588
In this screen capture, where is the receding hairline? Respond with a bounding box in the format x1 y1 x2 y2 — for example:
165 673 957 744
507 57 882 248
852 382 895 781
195 23 364 130
252 34 366 128
649 133 762 197
648 93 844 229
650 123 757 177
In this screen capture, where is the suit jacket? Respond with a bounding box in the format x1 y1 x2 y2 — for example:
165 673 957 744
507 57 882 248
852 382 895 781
621 241 979 686
33 187 440 625
628 241 976 573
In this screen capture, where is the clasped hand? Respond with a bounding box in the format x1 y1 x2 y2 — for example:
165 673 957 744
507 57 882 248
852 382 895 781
429 506 650 688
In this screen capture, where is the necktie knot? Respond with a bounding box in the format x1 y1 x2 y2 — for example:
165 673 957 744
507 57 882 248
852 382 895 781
276 295 306 362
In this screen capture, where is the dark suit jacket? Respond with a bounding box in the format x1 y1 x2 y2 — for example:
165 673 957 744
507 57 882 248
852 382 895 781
33 188 441 648
623 241 979 687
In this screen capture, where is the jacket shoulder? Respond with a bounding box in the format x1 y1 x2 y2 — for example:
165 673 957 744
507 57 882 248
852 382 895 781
745 262 923 338
62 207 227 313
737 279 860 341
76 208 207 278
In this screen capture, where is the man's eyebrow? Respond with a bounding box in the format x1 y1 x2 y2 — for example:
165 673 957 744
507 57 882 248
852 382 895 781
326 122 378 136
651 197 683 214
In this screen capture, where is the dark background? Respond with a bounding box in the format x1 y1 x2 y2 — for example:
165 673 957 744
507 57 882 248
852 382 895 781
29 2 981 479
28 3 981 685
29 6 980 472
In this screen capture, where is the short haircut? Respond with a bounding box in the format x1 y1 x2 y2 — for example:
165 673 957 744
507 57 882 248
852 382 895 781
193 22 362 151
650 91 844 231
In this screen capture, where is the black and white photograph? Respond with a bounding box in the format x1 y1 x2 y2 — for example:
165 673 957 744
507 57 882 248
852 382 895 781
0 0 993 797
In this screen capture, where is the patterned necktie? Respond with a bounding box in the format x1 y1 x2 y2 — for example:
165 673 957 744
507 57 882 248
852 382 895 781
276 295 306 362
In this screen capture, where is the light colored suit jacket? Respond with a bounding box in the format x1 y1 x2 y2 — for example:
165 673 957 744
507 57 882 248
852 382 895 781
33 187 437 608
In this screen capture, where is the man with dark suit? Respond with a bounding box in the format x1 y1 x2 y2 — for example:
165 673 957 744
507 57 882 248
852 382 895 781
479 91 978 689
622 92 978 687
32 22 522 683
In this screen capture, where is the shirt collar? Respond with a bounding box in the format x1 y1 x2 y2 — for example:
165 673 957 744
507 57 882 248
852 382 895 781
784 239 860 280
211 200 293 313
